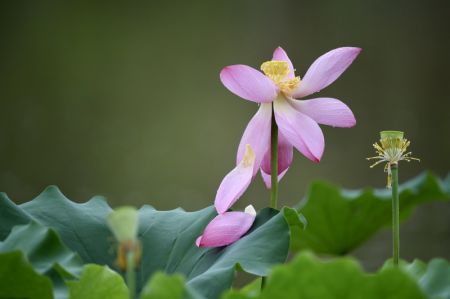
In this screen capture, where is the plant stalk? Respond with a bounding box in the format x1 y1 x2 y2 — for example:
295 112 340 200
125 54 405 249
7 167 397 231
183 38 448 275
262 105 279 292
270 105 279 209
261 276 266 290
391 164 400 266
126 251 136 299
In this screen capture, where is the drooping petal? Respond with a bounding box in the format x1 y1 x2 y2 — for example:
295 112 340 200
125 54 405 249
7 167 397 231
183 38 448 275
292 47 361 98
261 168 290 190
274 97 325 162
220 65 278 103
237 103 272 174
272 47 295 79
215 145 255 214
196 205 257 248
290 97 356 128
260 132 293 188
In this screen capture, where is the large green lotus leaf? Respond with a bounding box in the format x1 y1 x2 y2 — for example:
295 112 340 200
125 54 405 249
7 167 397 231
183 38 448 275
67 267 202 299
67 264 129 299
281 206 307 251
0 251 54 299
400 258 450 299
139 272 197 299
222 252 427 299
0 222 84 299
0 186 290 299
294 172 450 254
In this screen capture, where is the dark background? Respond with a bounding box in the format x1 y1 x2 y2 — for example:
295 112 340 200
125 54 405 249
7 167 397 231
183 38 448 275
1 0 449 269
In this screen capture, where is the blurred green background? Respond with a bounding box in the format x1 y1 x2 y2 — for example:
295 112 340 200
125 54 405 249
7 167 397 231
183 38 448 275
1 0 449 268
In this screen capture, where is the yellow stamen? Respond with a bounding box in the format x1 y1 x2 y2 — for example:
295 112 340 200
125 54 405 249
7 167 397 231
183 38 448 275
261 61 290 82
242 144 255 168
260 60 300 94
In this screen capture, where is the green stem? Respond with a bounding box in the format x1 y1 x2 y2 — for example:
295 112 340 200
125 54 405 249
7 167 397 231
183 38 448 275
391 164 400 266
126 251 136 299
262 105 279 292
270 105 279 209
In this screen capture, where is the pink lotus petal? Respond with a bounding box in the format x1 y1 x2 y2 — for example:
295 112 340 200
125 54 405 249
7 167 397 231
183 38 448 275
274 97 325 162
272 47 295 79
215 145 255 214
261 168 290 189
196 206 256 248
290 98 356 128
260 132 294 188
220 65 278 103
237 103 272 174
292 47 361 98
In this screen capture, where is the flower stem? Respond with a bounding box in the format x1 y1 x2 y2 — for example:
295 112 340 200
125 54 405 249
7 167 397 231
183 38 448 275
262 105 279 292
126 251 136 299
391 164 400 266
270 105 279 209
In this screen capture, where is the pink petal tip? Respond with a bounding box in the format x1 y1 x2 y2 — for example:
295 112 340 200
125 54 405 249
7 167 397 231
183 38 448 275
196 208 256 248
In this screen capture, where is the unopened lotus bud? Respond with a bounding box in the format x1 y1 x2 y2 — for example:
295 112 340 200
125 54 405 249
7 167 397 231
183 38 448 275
107 206 138 242
107 206 141 271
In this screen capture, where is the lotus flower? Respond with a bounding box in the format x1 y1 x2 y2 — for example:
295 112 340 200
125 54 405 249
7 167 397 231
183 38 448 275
220 46 361 188
196 205 256 247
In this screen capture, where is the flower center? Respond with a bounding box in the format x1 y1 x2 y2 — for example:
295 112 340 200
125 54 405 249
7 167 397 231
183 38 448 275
379 137 410 162
260 60 300 94
367 131 420 188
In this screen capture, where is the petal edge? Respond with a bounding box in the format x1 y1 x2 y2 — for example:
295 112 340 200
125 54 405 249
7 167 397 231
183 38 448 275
220 65 278 103
293 47 361 98
215 145 255 214
196 210 256 247
290 97 356 128
237 103 272 174
274 98 325 162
